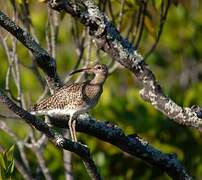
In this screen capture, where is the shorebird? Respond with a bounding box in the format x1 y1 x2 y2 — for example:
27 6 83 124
30 64 108 142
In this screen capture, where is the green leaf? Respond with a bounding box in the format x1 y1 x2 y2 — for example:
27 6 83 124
0 167 6 180
6 160 15 176
144 16 156 38
0 155 6 170
10 161 14 174
16 0 23 4
6 145 15 162
155 0 162 10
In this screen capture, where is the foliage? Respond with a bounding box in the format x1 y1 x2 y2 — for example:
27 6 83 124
0 145 15 180
0 0 202 179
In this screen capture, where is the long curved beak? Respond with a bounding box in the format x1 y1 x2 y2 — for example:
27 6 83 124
68 67 92 76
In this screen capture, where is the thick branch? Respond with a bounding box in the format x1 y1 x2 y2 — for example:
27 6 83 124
0 89 192 179
0 2 197 179
49 0 202 130
0 10 103 179
49 115 192 180
0 89 102 180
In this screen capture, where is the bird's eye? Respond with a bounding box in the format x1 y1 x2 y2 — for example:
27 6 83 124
97 66 101 70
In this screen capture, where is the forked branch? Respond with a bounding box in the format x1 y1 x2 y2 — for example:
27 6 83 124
49 0 202 130
0 89 102 180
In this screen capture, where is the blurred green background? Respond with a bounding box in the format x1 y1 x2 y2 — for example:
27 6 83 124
0 0 202 179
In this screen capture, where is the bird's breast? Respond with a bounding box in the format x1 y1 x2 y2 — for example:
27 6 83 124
82 84 103 106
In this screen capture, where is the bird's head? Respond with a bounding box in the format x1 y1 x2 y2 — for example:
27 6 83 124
90 64 108 76
69 64 108 76
69 64 108 84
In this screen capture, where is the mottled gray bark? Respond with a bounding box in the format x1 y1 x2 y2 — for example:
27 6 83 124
0 89 102 180
50 114 192 180
49 0 202 130
0 2 197 179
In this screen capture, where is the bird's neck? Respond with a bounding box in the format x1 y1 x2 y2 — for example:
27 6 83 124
84 81 103 105
89 74 106 85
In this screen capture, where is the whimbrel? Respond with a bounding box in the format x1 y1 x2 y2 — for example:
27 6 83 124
30 64 108 142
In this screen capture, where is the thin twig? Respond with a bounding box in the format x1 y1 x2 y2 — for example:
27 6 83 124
62 129 73 180
107 0 116 24
0 10 61 93
144 0 171 60
134 0 147 49
117 0 125 31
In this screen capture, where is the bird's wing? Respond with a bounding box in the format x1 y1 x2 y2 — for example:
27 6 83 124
30 83 84 113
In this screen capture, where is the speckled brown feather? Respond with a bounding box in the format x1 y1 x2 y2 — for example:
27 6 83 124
31 82 102 112
30 64 108 116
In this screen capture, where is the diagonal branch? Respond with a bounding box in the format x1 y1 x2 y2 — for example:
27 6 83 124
0 10 61 93
0 89 192 179
0 89 102 180
0 2 196 179
0 9 103 179
49 115 192 180
48 0 202 131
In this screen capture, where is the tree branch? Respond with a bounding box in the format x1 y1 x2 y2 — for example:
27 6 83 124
144 0 171 60
0 9 103 179
49 114 192 180
49 0 202 131
0 10 61 93
0 89 102 180
0 2 198 179
0 88 192 179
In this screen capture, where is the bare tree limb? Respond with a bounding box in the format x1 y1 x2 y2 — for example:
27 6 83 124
134 0 147 49
117 0 125 31
144 0 172 60
14 159 34 180
48 114 192 180
0 96 192 179
34 146 53 180
0 89 102 180
0 2 199 179
0 9 103 179
0 10 61 93
62 129 74 180
48 0 202 131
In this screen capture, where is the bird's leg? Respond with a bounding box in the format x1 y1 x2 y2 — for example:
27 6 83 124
68 115 75 142
72 119 77 142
